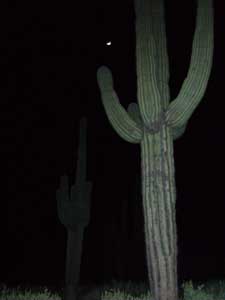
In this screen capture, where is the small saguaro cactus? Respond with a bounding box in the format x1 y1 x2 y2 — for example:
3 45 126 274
97 0 213 299
57 117 92 300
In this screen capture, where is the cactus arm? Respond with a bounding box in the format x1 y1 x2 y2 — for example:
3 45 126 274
151 0 170 107
165 0 214 129
97 66 143 144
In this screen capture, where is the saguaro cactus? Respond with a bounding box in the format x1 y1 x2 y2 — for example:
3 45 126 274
97 0 213 299
57 117 92 300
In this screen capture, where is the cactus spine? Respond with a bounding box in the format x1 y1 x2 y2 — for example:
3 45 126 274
57 117 92 300
97 0 213 299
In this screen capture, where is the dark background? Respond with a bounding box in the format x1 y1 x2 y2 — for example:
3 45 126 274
3 0 225 293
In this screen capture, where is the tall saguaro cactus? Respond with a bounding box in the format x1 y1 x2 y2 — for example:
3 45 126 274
57 117 92 300
97 0 213 299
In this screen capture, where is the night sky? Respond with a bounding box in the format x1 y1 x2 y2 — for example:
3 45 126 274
4 0 225 292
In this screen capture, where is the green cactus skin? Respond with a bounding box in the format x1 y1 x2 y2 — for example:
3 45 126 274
56 117 92 300
97 0 213 299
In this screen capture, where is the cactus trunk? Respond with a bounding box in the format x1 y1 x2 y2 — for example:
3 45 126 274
64 228 84 300
141 126 178 300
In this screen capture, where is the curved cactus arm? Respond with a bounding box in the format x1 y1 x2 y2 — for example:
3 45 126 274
97 66 143 144
151 0 170 107
165 0 214 129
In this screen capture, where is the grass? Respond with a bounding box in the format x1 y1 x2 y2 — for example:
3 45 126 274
1 278 225 300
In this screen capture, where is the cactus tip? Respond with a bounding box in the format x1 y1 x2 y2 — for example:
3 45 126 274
97 65 113 89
